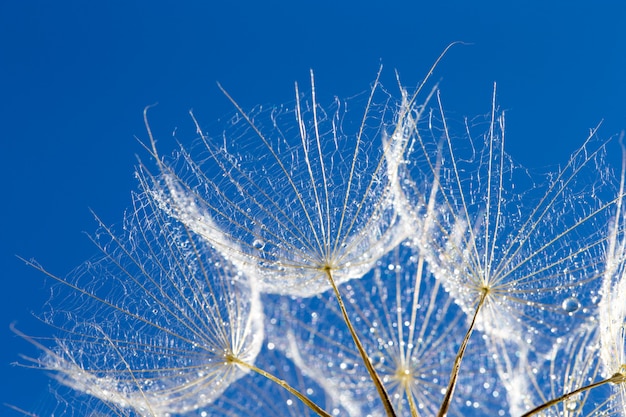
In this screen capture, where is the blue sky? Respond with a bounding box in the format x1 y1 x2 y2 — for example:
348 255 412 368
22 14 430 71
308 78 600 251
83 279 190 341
1 1 626 414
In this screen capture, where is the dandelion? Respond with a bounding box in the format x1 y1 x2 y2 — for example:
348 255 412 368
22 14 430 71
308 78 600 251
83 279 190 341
398 85 619 415
17 189 265 416
16 51 626 417
139 47 458 414
596 144 626 414
517 317 611 417
140 71 414 414
265 241 505 416
144 69 412 298
520 140 626 416
140 81 384 415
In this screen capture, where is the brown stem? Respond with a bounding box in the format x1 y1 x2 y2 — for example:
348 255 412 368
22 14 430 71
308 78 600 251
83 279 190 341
520 373 626 417
325 268 397 417
405 383 420 417
437 290 489 417
231 356 332 417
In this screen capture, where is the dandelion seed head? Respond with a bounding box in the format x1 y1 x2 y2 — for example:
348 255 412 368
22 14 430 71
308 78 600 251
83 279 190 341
597 168 626 414
17 65 626 417
267 242 494 416
145 72 418 297
401 89 614 352
24 191 264 416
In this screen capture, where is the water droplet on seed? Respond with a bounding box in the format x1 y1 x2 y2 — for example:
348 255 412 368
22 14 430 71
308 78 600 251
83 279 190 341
562 297 581 313
566 399 581 411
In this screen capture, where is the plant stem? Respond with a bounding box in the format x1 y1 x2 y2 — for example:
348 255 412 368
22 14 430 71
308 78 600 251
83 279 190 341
437 290 489 417
405 384 420 417
325 268 398 417
520 372 626 417
231 356 332 417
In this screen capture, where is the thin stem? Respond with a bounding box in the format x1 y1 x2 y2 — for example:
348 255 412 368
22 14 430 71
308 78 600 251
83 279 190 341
437 289 489 417
520 372 626 417
230 356 332 417
325 268 397 417
405 384 420 417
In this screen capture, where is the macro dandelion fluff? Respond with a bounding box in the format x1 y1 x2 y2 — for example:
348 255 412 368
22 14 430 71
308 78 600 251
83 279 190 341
17 187 264 416
517 145 626 416
512 317 612 417
519 143 626 416
14 46 626 417
143 68 419 298
140 58 455 415
595 143 626 415
396 85 620 415
409 87 612 344
266 242 500 417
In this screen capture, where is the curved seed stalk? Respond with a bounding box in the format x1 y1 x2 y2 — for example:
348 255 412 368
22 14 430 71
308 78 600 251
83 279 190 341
325 268 397 417
437 289 489 417
229 355 332 417
520 372 626 417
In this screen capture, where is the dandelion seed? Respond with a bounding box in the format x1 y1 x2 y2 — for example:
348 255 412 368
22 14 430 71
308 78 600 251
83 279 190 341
17 189 264 417
140 63 454 415
592 142 626 414
16 49 626 417
140 47 463 413
515 316 625 417
411 87 612 344
526 318 612 416
143 69 420 298
513 139 626 417
266 242 502 416
399 85 619 414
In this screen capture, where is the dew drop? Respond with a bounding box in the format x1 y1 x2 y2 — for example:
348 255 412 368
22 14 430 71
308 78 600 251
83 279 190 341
566 399 581 411
252 239 265 250
562 297 581 313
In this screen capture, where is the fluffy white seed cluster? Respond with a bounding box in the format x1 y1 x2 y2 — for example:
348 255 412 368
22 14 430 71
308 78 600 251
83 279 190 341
17 60 626 417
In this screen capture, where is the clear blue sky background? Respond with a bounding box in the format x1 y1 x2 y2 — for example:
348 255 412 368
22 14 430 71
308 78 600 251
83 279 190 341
1 1 625 414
